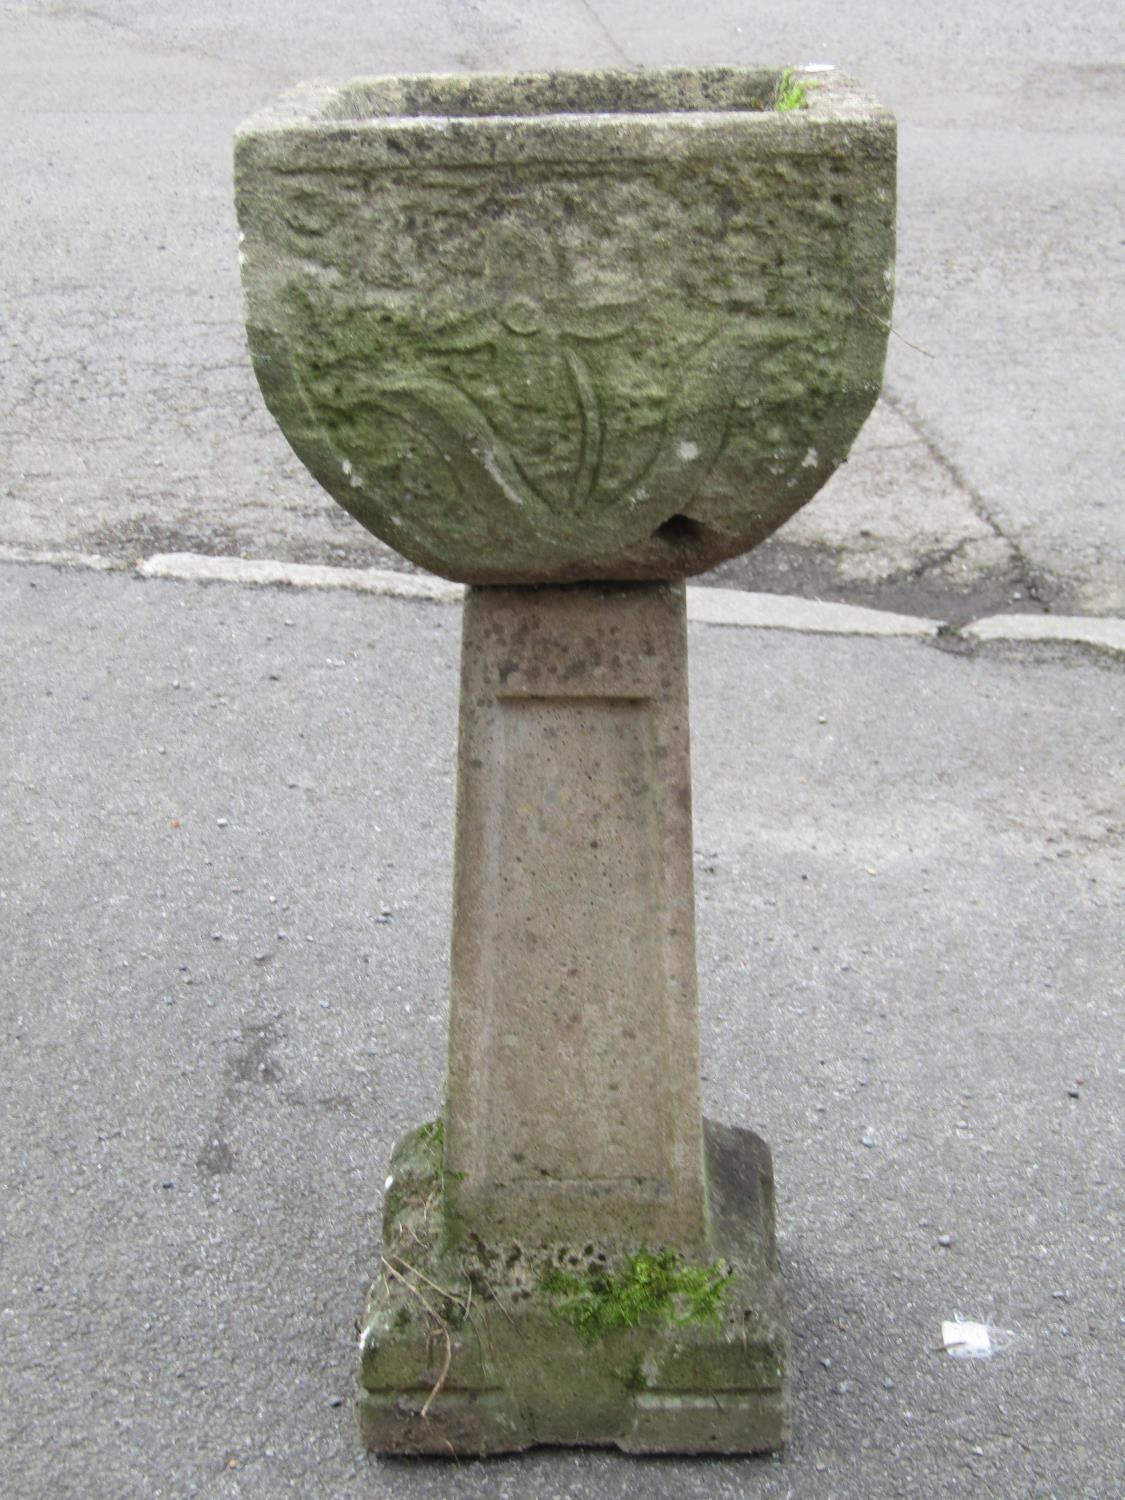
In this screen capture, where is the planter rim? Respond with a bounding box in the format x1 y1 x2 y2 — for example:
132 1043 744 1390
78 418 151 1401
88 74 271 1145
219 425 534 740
237 65 890 139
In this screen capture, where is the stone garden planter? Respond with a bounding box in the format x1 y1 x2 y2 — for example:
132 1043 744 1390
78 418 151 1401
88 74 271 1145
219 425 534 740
235 66 894 586
235 66 895 1456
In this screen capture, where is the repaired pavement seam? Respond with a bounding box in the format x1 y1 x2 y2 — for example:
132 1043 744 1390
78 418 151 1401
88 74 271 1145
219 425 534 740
2 547 1122 653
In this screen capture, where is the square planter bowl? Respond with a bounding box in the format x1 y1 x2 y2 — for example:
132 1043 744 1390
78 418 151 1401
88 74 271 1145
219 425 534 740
235 66 895 585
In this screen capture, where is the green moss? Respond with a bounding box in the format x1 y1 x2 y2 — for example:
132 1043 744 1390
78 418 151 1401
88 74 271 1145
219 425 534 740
541 1248 731 1341
382 1115 470 1262
774 68 808 112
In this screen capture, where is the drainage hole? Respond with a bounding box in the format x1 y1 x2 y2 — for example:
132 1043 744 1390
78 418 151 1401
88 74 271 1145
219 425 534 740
652 513 704 543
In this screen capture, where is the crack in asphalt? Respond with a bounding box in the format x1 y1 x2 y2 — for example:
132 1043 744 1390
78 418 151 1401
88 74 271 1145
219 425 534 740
883 388 1050 607
37 1 284 82
572 0 637 67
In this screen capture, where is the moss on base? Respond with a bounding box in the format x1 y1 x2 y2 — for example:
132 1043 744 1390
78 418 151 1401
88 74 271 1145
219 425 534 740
357 1118 790 1456
541 1247 731 1339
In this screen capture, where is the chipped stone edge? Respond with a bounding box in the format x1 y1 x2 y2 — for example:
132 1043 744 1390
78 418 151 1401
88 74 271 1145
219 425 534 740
2 545 1122 653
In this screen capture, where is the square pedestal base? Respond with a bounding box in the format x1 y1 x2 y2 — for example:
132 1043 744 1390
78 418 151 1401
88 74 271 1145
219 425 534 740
357 1118 790 1455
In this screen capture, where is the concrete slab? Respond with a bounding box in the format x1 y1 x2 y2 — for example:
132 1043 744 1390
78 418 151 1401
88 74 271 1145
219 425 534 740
963 613 1125 657
136 551 465 602
685 586 940 639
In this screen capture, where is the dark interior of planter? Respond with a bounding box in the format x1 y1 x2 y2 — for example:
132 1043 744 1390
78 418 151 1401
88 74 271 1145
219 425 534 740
336 67 784 120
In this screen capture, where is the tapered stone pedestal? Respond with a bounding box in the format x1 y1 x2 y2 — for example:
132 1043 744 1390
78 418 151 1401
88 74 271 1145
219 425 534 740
449 583 707 1248
357 584 790 1453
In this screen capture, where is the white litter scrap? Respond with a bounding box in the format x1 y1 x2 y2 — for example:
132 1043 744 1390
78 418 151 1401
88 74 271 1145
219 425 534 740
941 1318 1015 1359
942 1320 992 1358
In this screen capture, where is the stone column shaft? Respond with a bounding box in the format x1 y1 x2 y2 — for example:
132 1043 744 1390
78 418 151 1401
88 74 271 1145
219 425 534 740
445 582 708 1249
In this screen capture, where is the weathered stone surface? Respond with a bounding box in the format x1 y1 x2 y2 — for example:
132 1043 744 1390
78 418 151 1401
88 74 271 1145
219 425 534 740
357 1117 790 1455
235 66 895 585
445 582 707 1248
356 582 791 1453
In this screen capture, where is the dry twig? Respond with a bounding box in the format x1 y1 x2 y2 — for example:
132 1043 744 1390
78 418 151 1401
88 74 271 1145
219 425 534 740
380 1256 453 1418
385 1253 466 1307
854 298 936 359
